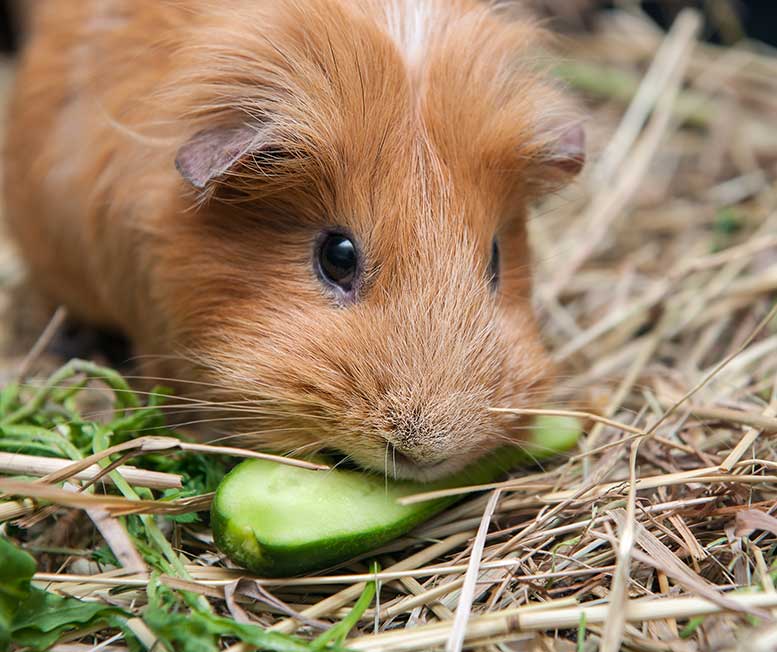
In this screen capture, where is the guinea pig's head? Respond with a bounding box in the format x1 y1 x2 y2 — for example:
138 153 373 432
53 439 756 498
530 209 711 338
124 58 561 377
163 0 584 480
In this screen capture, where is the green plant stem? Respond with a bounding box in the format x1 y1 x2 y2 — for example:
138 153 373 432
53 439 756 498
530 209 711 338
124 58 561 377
577 612 587 652
1 424 83 459
312 563 379 650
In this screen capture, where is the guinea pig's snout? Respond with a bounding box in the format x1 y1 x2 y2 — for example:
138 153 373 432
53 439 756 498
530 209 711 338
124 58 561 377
378 405 484 479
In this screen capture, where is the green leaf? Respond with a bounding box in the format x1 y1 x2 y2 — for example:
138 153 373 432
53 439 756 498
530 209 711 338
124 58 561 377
196 612 336 652
164 511 201 524
13 588 121 633
144 606 219 652
0 537 36 652
0 538 122 652
12 589 124 652
144 579 334 652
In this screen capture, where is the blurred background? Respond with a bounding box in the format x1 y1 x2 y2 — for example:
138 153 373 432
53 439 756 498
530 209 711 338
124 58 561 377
533 1 777 46
4 1 775 52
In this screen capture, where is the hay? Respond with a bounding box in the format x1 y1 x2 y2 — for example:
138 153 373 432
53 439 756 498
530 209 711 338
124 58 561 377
2 6 777 652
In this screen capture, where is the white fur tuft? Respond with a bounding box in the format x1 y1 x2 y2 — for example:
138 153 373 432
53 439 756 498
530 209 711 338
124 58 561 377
383 0 437 69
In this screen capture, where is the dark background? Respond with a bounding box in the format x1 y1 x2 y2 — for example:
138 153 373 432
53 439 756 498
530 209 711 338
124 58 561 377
0 0 20 53
535 0 777 45
640 0 777 45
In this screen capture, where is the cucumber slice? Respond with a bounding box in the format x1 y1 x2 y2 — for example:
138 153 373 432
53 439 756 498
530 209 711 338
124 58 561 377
212 415 580 576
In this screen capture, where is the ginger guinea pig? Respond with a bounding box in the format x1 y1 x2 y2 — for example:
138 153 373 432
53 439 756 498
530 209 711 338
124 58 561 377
4 0 583 480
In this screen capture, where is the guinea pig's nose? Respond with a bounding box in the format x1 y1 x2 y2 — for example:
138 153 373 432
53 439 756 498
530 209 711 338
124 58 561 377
386 409 458 468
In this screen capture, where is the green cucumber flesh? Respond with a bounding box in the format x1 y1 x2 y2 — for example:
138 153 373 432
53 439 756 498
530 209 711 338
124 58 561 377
212 415 580 576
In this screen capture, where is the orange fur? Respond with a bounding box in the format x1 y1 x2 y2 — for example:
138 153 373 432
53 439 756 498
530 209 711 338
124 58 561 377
4 0 582 480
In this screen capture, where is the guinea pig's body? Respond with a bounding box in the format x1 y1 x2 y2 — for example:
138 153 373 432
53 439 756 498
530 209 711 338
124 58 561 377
5 0 582 479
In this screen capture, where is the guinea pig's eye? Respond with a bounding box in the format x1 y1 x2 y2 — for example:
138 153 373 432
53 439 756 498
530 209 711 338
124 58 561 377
488 238 500 290
317 232 359 293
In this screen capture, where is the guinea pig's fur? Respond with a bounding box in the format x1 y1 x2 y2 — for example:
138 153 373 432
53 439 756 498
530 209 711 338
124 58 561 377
4 0 583 480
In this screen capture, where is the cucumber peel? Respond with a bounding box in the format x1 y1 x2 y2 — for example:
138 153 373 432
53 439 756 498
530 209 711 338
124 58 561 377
211 415 580 576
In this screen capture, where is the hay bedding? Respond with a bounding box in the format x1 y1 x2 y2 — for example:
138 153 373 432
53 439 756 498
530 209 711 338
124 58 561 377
2 7 777 652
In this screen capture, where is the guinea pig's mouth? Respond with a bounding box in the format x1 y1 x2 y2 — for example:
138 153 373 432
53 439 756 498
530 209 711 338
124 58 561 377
386 451 455 482
327 449 464 483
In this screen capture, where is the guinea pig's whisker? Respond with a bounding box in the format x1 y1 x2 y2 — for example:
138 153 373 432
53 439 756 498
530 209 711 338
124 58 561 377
243 407 340 424
200 432 254 445
327 455 354 475
122 372 241 392
228 426 319 440
12 381 203 403
384 444 390 491
159 414 295 430
81 402 264 418
14 379 258 412
108 417 294 437
282 441 325 457
208 430 321 447
215 395 338 426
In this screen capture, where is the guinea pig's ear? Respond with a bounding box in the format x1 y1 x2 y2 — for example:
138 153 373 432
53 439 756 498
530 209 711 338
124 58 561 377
175 124 263 189
538 122 586 184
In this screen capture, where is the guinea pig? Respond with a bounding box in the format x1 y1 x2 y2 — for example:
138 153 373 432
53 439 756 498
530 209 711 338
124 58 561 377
4 0 584 480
